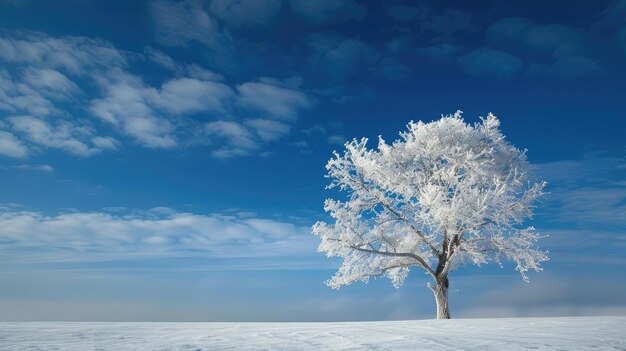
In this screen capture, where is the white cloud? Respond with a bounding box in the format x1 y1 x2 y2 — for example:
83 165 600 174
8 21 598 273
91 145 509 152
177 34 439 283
204 120 258 158
8 116 103 157
88 72 176 149
236 80 312 120
0 70 56 116
143 47 225 81
22 68 80 100
143 46 183 72
91 136 120 151
184 63 224 81
245 119 290 142
90 71 237 149
0 33 125 156
0 130 28 158
0 31 310 159
158 78 234 114
91 72 309 154
0 208 317 263
0 32 126 75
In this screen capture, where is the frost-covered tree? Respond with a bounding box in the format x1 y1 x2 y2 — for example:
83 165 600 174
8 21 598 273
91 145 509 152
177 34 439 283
312 111 548 319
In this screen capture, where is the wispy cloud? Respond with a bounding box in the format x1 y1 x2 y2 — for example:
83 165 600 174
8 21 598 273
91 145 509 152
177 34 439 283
0 31 313 159
548 187 626 227
89 70 234 149
204 120 258 158
0 31 126 74
8 115 111 157
245 119 291 142
0 207 317 264
537 152 626 229
0 164 53 172
0 32 126 156
0 130 28 158
0 69 57 117
236 79 312 120
538 153 624 188
22 68 80 100
486 17 601 78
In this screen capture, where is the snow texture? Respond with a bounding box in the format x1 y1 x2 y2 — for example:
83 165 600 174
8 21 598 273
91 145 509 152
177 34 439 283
1 316 625 350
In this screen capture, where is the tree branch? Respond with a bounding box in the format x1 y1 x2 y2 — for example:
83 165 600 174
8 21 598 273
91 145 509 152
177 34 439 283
476 190 536 228
355 178 440 255
346 242 436 278
378 200 440 255
343 264 414 286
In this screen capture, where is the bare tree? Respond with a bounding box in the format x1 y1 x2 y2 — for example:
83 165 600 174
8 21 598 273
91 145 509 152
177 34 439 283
312 112 548 319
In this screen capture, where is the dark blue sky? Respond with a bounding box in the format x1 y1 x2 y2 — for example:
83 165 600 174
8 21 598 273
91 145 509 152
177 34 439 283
0 0 624 321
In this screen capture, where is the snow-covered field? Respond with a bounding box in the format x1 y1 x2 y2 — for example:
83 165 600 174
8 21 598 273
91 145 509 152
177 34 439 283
1 316 625 350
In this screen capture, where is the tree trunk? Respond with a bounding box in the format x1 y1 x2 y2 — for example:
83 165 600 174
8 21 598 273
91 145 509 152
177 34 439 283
433 276 450 319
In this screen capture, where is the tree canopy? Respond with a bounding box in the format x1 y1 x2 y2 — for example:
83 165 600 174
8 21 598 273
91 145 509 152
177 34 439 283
313 112 547 318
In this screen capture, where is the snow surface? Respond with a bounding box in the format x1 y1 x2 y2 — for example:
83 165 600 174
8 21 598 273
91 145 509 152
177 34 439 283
1 316 625 350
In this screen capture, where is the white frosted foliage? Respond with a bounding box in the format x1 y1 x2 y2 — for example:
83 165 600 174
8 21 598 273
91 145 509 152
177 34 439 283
313 111 548 294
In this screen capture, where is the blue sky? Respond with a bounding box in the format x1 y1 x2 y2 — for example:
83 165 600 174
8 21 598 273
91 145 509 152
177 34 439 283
0 0 625 321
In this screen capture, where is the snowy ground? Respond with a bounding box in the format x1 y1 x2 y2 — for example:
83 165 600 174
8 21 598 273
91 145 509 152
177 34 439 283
1 316 625 350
